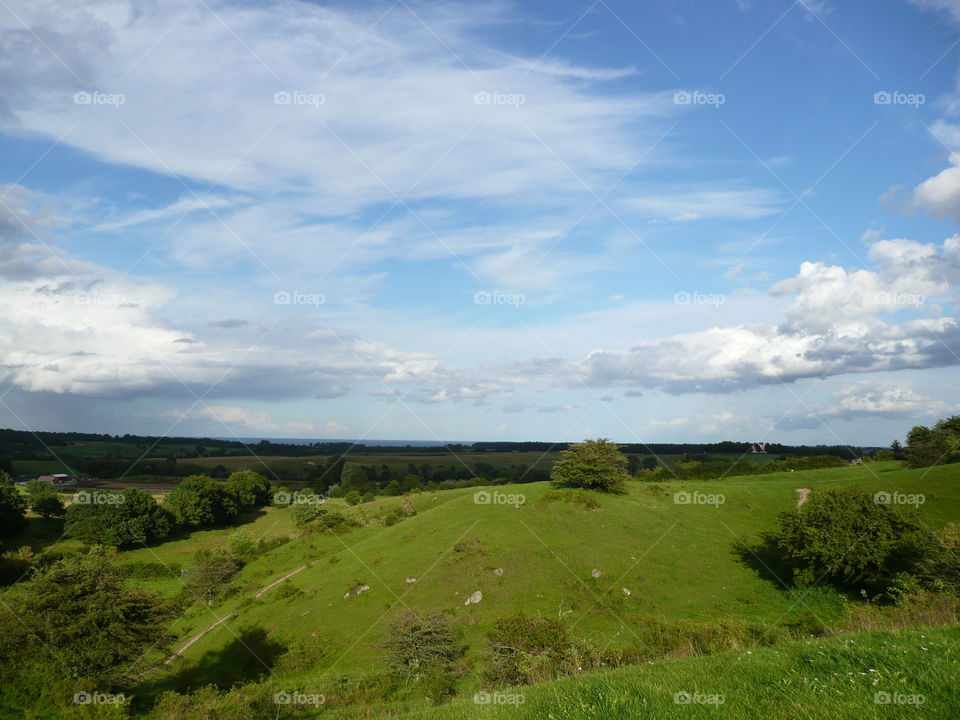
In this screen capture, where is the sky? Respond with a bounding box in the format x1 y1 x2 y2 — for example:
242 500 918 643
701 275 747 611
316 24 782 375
1 0 960 446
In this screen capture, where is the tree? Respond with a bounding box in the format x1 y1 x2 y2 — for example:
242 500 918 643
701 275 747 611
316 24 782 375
340 463 369 493
290 502 326 527
65 488 172 547
551 438 629 493
31 493 65 520
344 490 362 506
626 454 640 476
767 488 934 593
163 475 240 528
0 549 171 712
904 416 960 468
0 472 27 538
183 549 241 604
225 470 272 507
383 479 403 496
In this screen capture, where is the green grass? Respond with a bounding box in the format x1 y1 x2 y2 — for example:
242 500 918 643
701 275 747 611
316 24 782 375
136 462 959 686
396 626 959 719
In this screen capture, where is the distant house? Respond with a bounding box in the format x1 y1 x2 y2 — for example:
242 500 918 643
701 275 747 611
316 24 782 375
37 473 76 485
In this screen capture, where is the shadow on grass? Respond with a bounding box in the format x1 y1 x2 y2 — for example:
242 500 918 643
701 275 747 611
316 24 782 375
732 534 795 590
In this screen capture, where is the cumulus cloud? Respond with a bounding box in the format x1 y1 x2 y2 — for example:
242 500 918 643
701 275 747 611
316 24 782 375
564 235 960 393
776 383 950 430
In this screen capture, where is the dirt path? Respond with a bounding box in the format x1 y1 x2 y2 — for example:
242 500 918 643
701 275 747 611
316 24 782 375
164 614 233 664
795 487 812 508
253 564 308 599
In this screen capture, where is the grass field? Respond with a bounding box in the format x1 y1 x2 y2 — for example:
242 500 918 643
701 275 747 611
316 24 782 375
113 461 958 709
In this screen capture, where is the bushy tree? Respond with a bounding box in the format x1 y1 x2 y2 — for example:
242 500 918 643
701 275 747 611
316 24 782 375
919 523 960 596
485 614 575 686
0 472 27 538
32 493 66 520
225 470 272 507
767 488 935 593
290 501 326 527
551 438 629 493
904 416 960 468
163 475 240 528
0 548 170 713
344 490 362 506
65 488 172 547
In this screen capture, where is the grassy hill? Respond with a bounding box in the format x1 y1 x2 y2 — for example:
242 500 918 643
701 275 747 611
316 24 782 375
122 460 959 716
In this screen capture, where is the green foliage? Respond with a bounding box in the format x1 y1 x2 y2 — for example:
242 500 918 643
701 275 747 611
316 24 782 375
0 545 37 584
904 416 960 468
290 501 326 527
225 470 272 507
551 439 629 493
383 479 403 496
344 490 363 506
647 454 846 482
919 523 960 596
183 548 242 604
32 491 66 519
0 548 170 713
767 488 935 593
485 614 575 686
164 475 240 528
64 488 172 547
0 471 27 538
383 610 460 683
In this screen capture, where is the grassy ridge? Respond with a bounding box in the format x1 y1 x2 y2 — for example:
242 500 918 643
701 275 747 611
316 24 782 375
397 626 959 719
144 461 959 688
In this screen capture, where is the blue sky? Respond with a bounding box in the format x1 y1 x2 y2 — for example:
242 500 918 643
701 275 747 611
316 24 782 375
1 0 960 446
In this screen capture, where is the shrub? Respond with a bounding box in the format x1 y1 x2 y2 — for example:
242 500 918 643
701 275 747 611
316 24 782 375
163 475 240 528
551 439 628 493
65 488 172 547
0 472 27 538
344 490 362 506
31 492 66 519
183 549 241 604
290 502 326 527
766 488 935 594
383 610 460 681
275 635 328 673
920 523 960 596
485 614 575 686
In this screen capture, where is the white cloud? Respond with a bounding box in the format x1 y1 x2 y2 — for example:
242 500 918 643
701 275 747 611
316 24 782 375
623 187 782 222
